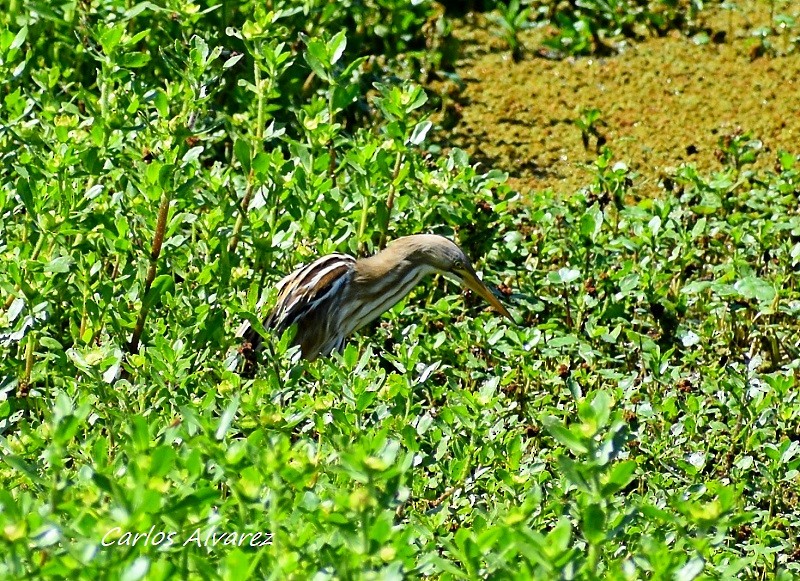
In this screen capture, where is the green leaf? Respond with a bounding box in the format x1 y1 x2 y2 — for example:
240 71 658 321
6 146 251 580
406 86 428 112
778 149 795 171
238 311 270 343
120 52 151 68
304 38 330 81
579 204 603 242
543 416 589 455
546 517 572 553
152 89 169 117
548 268 580 285
557 456 589 491
603 460 636 495
648 215 662 238
340 55 368 79
142 275 174 311
734 276 775 303
3 455 46 486
7 298 24 321
99 24 125 54
327 30 347 65
640 504 678 524
166 488 218 514
130 416 150 451
53 415 81 446
582 503 606 545
148 447 174 477
15 177 34 216
223 549 251 580
157 163 174 189
408 120 432 146
234 139 251 174
356 389 378 411
223 53 244 69
425 556 470 578
121 557 150 581
252 152 271 177
675 557 705 581
216 396 240 440
124 2 156 19
618 273 640 294
126 29 150 46
183 146 204 164
45 255 73 274
10 26 28 51
589 390 611 429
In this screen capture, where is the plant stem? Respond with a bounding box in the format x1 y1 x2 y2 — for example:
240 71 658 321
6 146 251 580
20 333 35 395
3 232 46 311
229 58 266 255
379 151 403 249
562 284 574 329
127 190 170 355
357 188 370 253
228 179 254 255
328 141 337 188
327 78 337 188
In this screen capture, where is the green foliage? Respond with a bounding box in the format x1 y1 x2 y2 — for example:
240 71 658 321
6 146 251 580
527 0 796 57
744 1 800 57
575 107 607 153
489 0 533 61
715 129 763 172
2 0 800 579
540 0 707 56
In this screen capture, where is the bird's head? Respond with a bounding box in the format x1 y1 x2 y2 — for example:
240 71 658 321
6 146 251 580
400 234 514 321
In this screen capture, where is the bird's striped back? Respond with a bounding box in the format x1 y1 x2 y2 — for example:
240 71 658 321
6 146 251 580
268 253 356 333
240 253 353 361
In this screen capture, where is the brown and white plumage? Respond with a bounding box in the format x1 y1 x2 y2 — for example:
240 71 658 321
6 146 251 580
238 234 512 363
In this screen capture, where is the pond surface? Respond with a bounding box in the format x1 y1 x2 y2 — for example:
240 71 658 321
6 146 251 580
442 1 800 197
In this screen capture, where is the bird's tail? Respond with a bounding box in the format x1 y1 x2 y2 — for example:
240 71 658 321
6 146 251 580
234 317 270 378
231 287 281 377
236 319 264 349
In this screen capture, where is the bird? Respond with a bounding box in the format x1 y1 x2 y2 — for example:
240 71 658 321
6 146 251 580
237 234 513 367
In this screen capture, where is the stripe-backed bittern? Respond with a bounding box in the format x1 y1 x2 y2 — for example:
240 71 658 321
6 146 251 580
238 234 512 364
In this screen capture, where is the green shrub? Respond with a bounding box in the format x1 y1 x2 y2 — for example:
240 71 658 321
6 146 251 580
2 1 800 578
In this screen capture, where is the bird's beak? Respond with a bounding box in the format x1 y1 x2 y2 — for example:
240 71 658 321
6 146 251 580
458 269 513 322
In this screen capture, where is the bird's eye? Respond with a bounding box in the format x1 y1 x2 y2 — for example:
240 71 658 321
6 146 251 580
452 260 463 271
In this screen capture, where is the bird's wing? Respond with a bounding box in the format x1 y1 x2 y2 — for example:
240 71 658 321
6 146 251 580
266 253 356 333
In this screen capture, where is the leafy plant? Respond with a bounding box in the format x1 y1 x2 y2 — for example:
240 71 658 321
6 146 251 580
575 107 607 153
715 129 763 172
542 0 709 56
2 0 800 579
489 0 532 61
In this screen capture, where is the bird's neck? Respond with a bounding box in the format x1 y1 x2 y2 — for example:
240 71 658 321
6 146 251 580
344 252 438 333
